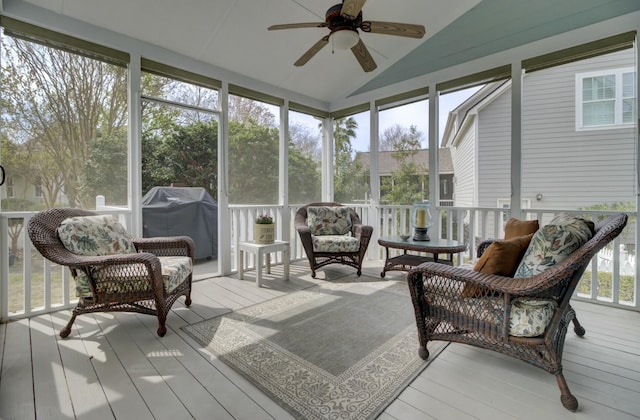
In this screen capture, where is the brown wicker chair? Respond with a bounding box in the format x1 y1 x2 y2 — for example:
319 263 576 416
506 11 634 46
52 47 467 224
407 213 627 412
295 202 373 278
28 208 194 338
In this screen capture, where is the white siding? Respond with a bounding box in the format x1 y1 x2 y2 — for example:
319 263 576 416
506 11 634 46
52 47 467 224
451 121 476 209
521 49 636 210
478 89 512 208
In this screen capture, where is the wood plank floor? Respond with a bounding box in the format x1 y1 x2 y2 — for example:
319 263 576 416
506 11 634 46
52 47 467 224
1 261 639 420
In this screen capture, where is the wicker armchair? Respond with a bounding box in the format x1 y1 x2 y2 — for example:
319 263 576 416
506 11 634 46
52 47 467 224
28 208 194 338
295 202 373 278
407 213 627 411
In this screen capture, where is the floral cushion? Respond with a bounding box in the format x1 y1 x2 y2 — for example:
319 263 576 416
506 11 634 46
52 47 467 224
58 215 136 256
506 299 556 337
307 206 352 236
74 256 192 297
514 213 594 278
312 235 360 253
425 285 556 337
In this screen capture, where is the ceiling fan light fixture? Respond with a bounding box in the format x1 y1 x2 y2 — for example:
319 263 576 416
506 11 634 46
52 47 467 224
330 29 359 50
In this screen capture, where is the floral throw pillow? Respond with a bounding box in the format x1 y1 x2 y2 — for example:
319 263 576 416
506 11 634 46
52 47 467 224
307 206 353 236
514 214 594 278
58 215 136 256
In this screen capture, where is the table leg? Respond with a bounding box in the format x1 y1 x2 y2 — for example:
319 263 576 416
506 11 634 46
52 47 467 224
284 247 290 280
381 246 390 277
256 249 263 287
266 252 271 274
238 249 244 280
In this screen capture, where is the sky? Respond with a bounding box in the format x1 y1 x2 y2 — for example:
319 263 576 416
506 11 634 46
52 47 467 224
351 86 481 151
287 85 481 151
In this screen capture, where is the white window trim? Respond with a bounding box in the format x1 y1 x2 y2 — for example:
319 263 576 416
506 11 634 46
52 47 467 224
6 178 14 198
575 67 635 131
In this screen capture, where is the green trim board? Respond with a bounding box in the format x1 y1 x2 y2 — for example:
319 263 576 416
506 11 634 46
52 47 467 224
1 15 129 66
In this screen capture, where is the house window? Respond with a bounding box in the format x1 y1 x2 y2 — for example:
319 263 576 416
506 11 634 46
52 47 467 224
6 178 14 198
576 68 636 130
34 184 43 198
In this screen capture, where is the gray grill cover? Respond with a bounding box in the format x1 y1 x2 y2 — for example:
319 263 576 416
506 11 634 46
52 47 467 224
142 187 218 260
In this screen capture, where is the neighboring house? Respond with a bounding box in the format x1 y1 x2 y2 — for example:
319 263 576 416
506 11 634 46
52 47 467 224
356 148 454 205
0 174 45 208
442 49 636 236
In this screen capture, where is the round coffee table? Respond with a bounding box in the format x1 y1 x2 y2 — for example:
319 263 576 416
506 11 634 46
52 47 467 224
378 235 467 277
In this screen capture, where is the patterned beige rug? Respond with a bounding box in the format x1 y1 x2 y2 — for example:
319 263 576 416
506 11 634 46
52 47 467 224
183 280 447 420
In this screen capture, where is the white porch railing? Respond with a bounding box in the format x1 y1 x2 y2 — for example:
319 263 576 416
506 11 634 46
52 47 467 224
2 205 637 321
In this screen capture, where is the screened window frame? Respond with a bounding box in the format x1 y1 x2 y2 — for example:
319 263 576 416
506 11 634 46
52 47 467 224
575 67 637 131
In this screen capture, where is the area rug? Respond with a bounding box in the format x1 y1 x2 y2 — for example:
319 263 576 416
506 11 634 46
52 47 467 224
183 280 448 420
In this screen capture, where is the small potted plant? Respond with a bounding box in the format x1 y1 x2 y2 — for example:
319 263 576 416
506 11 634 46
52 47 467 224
254 214 275 244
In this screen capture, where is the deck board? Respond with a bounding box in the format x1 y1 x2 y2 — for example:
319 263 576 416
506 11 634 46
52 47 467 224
1 261 639 420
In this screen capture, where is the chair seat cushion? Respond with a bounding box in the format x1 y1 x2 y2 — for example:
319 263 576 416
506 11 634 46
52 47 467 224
307 206 353 235
312 235 360 253
460 296 556 337
58 215 136 256
74 256 192 297
426 285 556 337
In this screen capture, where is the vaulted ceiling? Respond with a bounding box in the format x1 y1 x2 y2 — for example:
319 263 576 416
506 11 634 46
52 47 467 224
4 0 640 107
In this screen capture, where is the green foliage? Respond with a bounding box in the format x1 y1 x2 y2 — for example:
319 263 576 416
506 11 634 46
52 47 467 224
142 120 218 198
380 125 427 205
228 120 279 204
256 214 273 224
333 117 370 203
578 270 635 302
288 144 321 204
82 131 128 205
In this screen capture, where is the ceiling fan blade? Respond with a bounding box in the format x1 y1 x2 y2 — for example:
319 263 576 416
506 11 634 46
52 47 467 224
363 21 426 38
294 36 330 67
351 38 377 72
340 0 367 19
268 22 327 30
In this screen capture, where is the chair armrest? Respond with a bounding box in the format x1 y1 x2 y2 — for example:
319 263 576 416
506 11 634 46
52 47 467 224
353 223 373 240
68 252 159 269
133 236 195 259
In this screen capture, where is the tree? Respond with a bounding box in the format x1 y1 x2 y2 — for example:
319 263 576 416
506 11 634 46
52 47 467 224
288 145 321 204
141 120 218 198
289 122 321 161
228 95 276 126
228 120 279 204
380 124 427 205
83 130 129 205
1 37 128 208
333 117 370 203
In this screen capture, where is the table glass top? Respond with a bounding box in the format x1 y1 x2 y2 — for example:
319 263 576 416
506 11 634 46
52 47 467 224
378 235 466 250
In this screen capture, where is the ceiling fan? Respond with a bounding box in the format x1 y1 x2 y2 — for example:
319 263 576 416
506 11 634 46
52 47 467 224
268 0 425 72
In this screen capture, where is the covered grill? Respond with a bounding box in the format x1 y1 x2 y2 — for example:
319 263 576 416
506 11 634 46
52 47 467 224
142 187 218 260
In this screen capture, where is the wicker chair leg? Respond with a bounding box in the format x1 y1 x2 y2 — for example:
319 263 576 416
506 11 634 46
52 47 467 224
572 316 586 337
556 372 578 411
418 345 430 360
185 295 192 307
60 313 78 338
157 315 167 337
